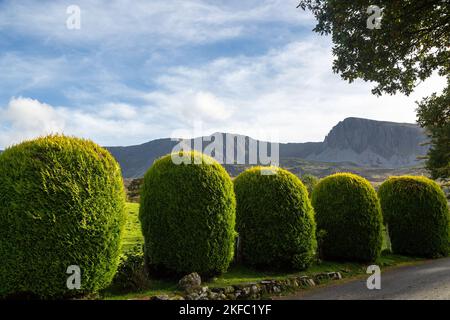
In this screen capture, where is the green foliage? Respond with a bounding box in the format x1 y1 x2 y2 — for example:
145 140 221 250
110 245 150 293
378 176 450 258
139 151 236 276
0 135 126 298
417 82 450 187
311 173 383 262
300 174 319 198
298 0 449 96
234 167 316 270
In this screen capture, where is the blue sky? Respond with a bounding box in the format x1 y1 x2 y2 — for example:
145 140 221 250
0 0 445 148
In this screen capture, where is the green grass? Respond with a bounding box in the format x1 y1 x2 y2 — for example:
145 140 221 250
122 202 144 254
104 202 426 300
103 279 178 300
204 253 421 289
103 252 422 300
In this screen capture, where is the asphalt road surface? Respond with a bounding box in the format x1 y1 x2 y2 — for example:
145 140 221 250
280 258 450 300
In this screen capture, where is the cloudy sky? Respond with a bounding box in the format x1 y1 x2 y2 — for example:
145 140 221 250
0 0 446 148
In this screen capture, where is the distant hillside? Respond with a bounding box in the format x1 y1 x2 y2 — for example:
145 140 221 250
105 138 178 179
107 117 429 178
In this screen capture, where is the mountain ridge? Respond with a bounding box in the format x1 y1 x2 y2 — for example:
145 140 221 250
107 117 429 178
0 118 428 178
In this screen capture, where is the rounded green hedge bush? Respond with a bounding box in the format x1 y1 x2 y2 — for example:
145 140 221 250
139 151 236 276
234 167 316 270
311 173 383 262
0 135 126 298
378 176 450 258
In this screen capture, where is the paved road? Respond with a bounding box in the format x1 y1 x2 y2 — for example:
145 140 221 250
280 258 450 300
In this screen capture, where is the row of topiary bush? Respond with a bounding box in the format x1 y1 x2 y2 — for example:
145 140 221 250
0 137 448 299
139 155 381 276
139 151 450 278
138 154 319 276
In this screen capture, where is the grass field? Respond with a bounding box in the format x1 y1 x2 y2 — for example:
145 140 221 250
122 202 144 254
103 202 424 300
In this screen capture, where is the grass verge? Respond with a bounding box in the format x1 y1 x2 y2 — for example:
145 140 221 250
102 203 427 300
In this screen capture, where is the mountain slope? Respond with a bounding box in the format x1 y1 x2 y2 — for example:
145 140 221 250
107 117 429 178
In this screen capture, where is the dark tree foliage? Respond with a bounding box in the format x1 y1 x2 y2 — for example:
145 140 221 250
298 0 450 181
417 81 450 188
297 0 449 95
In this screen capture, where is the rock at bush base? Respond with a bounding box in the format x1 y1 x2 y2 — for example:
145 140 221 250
178 273 202 293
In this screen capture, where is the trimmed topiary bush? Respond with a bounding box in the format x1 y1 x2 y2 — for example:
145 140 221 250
0 135 126 298
378 176 450 258
139 151 236 276
311 173 383 262
234 167 316 270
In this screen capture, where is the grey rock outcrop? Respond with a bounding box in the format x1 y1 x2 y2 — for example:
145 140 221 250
307 118 428 167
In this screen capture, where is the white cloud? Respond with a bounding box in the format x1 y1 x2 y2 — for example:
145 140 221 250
0 1 446 148
0 0 310 47
190 91 233 121
142 38 447 142
0 38 446 149
0 97 65 147
98 103 138 120
0 97 159 148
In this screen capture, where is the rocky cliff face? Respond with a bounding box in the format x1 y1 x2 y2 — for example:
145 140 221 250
106 117 429 178
307 118 428 167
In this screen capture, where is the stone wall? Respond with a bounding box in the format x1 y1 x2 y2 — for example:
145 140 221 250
148 272 343 301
